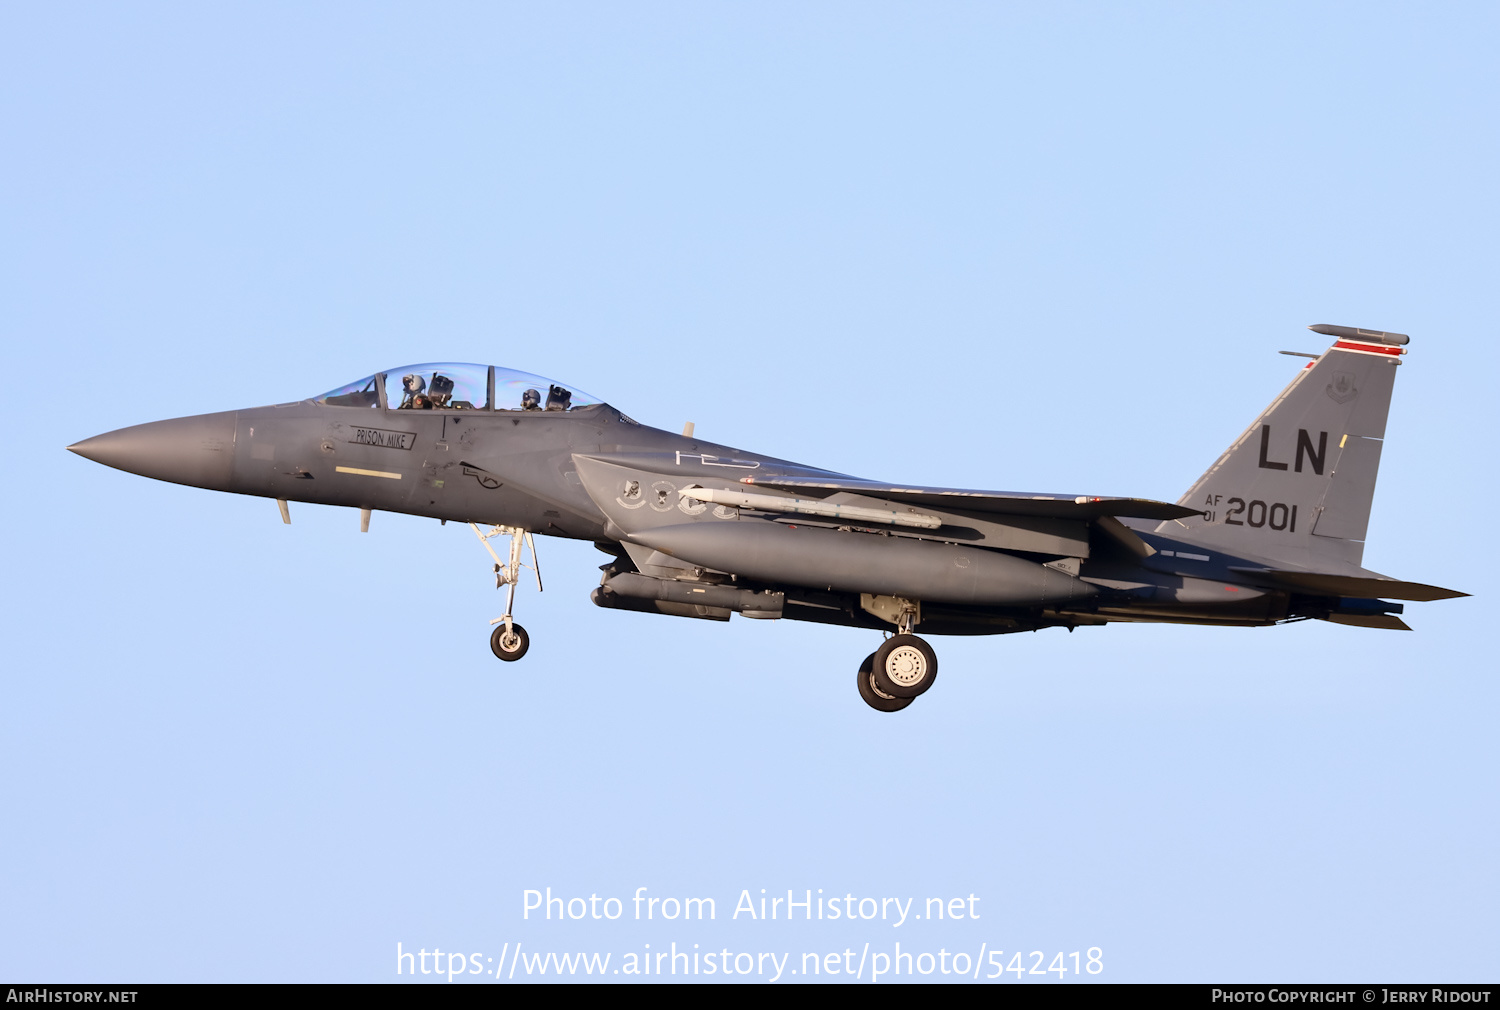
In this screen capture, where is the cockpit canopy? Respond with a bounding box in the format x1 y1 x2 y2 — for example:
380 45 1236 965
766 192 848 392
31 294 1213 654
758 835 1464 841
316 363 603 412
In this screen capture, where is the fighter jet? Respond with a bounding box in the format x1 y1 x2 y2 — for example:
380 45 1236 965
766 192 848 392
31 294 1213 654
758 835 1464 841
68 323 1465 711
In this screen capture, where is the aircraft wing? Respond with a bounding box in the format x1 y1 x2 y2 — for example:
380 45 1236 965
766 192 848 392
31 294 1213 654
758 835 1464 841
1225 568 1468 602
740 476 1201 521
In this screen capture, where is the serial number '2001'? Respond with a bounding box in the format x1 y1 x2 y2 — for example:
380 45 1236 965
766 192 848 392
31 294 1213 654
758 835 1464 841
1206 497 1299 531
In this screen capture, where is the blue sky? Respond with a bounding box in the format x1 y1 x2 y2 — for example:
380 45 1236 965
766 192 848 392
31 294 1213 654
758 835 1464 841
3 2 1496 983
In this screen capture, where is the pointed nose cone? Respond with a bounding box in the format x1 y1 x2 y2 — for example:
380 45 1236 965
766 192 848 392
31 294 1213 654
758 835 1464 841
68 411 238 490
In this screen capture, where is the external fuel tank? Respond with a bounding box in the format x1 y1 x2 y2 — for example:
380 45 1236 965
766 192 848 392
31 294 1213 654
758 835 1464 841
628 521 1096 607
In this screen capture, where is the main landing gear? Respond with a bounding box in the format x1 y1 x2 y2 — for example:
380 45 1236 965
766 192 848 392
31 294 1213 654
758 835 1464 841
471 524 541 662
856 601 938 712
856 652 912 712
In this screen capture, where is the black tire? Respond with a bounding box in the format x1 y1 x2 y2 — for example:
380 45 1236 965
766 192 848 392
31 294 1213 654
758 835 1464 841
490 623 530 662
871 634 937 699
856 652 913 712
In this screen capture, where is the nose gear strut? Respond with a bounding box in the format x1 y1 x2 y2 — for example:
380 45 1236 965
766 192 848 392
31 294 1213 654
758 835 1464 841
470 524 542 661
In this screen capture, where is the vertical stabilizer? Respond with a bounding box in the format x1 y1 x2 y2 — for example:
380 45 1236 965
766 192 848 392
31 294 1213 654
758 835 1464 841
1156 324 1408 571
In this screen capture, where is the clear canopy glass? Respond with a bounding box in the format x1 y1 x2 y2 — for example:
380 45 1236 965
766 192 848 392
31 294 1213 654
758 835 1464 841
318 374 380 408
316 364 603 412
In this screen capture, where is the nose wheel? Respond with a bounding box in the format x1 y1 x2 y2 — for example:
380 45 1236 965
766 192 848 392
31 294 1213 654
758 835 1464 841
471 524 542 662
490 622 530 661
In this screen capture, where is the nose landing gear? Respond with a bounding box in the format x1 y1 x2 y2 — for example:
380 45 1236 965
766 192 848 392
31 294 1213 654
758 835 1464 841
471 524 542 662
490 622 530 662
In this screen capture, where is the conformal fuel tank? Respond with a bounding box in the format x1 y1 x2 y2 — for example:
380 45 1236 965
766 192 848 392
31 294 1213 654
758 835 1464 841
628 521 1096 607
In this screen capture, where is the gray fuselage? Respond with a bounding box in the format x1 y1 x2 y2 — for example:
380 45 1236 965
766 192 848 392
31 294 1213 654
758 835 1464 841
71 398 1329 637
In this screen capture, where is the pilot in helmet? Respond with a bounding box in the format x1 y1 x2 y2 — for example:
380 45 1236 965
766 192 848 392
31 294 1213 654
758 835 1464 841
521 388 541 410
400 374 427 409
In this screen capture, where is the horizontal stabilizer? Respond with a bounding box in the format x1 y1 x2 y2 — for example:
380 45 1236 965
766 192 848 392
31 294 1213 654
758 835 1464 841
1321 613 1412 631
1227 567 1467 602
740 476 1199 521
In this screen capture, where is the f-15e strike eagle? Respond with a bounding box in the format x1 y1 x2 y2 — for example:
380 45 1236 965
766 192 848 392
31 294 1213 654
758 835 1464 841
69 324 1465 711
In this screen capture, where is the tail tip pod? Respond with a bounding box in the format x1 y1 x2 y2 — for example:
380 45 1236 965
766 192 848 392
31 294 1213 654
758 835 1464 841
1308 323 1410 347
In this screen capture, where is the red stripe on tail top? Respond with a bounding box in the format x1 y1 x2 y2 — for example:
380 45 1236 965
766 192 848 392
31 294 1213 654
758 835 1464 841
1333 340 1405 356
